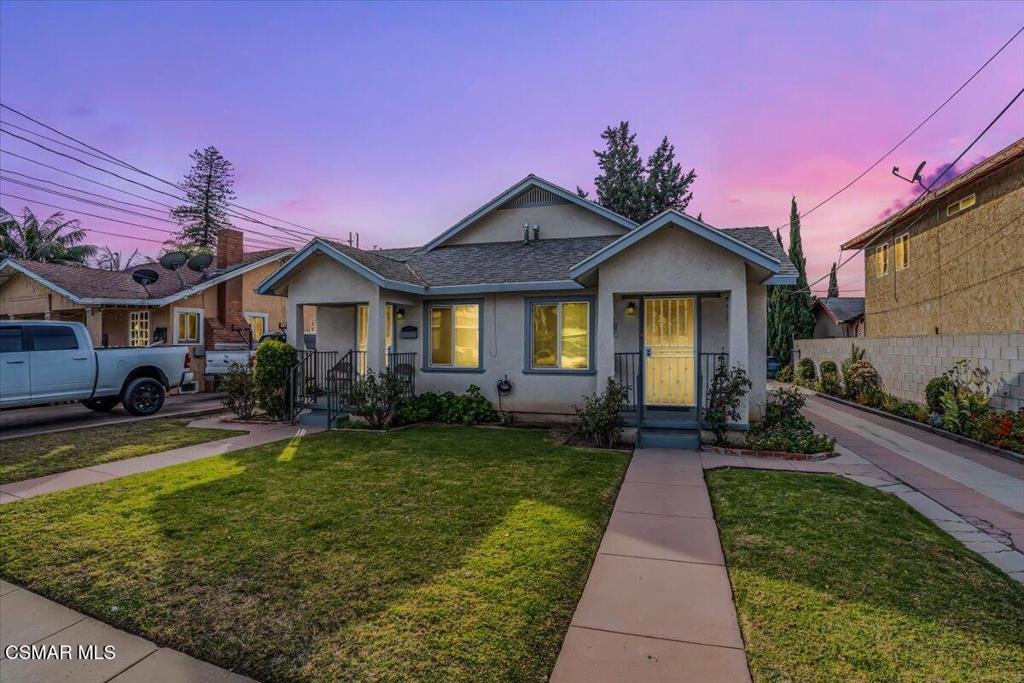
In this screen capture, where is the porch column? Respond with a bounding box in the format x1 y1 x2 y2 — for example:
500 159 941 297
288 301 305 350
728 285 750 424
365 290 385 372
596 283 615 388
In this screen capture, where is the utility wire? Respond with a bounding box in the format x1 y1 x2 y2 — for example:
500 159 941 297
0 102 336 240
772 24 1024 233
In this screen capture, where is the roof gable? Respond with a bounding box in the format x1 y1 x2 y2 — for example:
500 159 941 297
420 175 636 251
569 210 785 280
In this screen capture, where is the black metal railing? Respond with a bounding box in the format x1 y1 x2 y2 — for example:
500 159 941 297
698 351 729 426
326 350 364 426
387 352 417 398
614 351 642 412
288 350 339 421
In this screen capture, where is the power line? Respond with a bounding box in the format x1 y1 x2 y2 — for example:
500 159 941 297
773 24 1024 233
788 84 1024 297
1 168 176 211
0 119 140 171
0 102 336 241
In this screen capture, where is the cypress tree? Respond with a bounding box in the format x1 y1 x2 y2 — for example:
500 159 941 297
827 262 839 297
788 196 815 339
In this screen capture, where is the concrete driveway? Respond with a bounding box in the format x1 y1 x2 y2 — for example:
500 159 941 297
0 393 225 439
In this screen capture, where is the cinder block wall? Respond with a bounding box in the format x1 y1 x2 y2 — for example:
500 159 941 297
794 334 1024 411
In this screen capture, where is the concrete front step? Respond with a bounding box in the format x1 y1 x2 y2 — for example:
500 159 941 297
638 427 700 449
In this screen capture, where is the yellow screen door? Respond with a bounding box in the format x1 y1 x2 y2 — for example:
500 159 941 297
644 297 696 406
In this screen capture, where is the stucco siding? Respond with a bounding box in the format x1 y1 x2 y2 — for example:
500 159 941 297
444 203 627 246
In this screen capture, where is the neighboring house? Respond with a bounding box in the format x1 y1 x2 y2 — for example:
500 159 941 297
0 229 296 391
795 137 1023 410
811 297 864 338
257 174 798 445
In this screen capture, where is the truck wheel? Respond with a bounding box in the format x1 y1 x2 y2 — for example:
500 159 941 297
82 396 120 412
122 377 166 416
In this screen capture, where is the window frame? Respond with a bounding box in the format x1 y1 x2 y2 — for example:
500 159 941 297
874 243 889 278
172 307 203 345
946 193 976 217
421 299 484 373
523 296 596 375
245 311 269 341
129 310 150 348
894 232 910 271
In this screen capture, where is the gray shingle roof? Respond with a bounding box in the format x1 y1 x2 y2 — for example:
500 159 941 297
317 224 797 288
721 227 799 277
816 297 865 322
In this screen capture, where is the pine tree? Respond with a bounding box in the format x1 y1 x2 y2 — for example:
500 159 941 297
586 122 696 223
644 136 696 218
787 196 815 339
169 146 236 252
827 262 839 297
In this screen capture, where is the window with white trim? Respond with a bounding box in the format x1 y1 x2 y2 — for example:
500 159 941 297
428 302 480 368
245 312 268 340
875 243 889 278
894 233 909 270
129 311 150 347
946 194 976 217
174 308 202 344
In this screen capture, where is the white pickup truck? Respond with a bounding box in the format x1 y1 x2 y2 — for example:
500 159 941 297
0 320 193 416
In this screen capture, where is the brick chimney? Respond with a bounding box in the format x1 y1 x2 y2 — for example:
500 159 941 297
206 228 247 350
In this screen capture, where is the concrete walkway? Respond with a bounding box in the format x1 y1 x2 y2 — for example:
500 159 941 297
0 416 323 504
0 578 255 682
551 448 751 683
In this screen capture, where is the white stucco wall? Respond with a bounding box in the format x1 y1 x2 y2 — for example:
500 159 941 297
443 203 627 245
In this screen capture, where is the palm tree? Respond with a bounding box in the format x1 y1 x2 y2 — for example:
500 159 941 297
0 206 97 265
92 246 143 271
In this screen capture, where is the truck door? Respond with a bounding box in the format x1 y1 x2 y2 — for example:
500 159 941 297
27 324 95 401
0 325 30 406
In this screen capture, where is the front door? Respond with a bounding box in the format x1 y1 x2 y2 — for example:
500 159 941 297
643 297 696 408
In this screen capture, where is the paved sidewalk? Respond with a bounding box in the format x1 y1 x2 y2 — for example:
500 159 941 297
0 578 255 682
0 394 225 439
1 416 323 504
551 448 751 683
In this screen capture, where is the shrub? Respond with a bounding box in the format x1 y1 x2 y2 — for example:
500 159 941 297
816 371 842 396
775 364 794 383
840 344 866 389
925 375 955 414
845 359 880 401
220 362 258 419
819 360 838 376
967 409 1024 453
396 386 497 426
747 387 836 454
574 379 629 448
704 362 752 445
350 370 407 429
253 339 298 420
889 399 929 423
795 357 816 385
936 360 995 434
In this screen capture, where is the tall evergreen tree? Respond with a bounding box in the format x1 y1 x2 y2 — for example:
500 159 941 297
827 262 839 297
581 122 697 223
169 146 236 252
787 196 815 339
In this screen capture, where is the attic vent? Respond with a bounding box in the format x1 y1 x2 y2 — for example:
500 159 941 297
501 187 568 209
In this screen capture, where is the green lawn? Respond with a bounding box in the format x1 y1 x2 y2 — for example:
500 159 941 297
0 426 627 682
707 468 1024 683
0 418 239 484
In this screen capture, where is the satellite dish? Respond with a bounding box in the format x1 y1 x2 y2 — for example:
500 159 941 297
132 268 159 296
132 269 159 286
186 253 213 272
158 251 187 270
911 160 927 183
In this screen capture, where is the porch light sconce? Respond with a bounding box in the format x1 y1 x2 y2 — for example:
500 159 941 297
278 321 287 331
396 307 405 321
625 302 637 317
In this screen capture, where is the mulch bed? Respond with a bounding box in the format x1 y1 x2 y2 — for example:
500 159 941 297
701 445 835 461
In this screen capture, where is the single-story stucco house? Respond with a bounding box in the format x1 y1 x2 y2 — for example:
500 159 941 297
256 175 797 447
811 296 865 339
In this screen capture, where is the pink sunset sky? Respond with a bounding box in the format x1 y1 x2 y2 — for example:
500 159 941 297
1 1 1022 295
